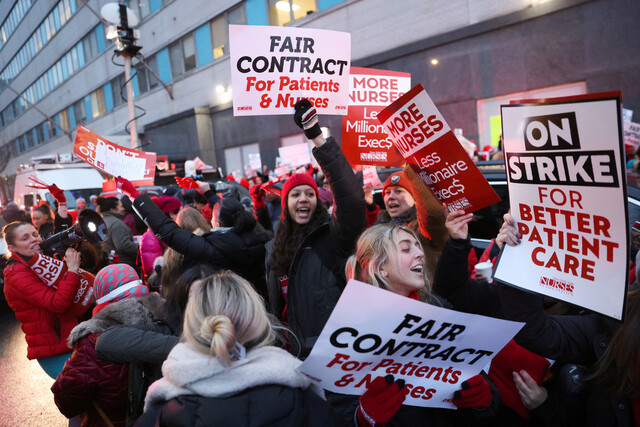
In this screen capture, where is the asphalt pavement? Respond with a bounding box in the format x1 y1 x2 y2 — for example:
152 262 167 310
0 301 67 426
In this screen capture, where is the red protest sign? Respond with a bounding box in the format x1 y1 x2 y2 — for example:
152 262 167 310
341 67 409 167
378 84 500 212
74 126 156 185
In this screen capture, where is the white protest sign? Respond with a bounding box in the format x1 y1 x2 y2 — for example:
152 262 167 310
494 93 628 320
95 145 146 181
362 165 383 189
624 121 640 155
230 25 350 116
248 152 262 170
279 142 312 168
298 280 523 409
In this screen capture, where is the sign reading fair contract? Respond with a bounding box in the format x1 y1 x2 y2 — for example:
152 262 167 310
493 92 628 320
229 25 350 116
299 280 522 409
377 84 500 212
74 126 156 183
342 67 410 166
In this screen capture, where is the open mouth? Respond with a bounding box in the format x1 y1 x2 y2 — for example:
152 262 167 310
297 207 311 218
410 265 424 274
388 202 400 209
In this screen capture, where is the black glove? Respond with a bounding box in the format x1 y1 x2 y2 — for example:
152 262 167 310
294 99 322 140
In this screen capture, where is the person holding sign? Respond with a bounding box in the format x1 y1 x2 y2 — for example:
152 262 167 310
497 213 636 426
324 223 498 425
264 99 366 360
137 271 334 426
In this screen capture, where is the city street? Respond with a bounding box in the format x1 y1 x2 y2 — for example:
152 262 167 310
0 302 66 426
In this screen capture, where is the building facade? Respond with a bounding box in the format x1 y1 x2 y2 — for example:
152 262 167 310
0 0 638 201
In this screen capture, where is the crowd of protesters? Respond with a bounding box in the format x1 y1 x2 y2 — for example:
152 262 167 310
1 98 638 427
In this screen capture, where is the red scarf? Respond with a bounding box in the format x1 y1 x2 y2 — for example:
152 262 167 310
13 252 94 317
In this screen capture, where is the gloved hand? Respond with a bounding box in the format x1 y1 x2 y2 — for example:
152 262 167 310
357 375 408 427
250 184 265 210
452 374 493 409
294 99 322 140
175 176 199 190
27 176 66 204
115 176 140 200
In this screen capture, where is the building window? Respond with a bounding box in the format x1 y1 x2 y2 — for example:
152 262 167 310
211 5 246 60
26 131 34 149
58 109 70 130
90 88 106 118
111 74 127 107
168 41 185 78
73 99 87 124
82 30 99 62
268 0 316 26
36 124 45 143
224 143 260 176
183 35 197 72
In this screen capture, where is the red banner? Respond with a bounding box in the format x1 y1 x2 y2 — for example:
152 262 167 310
378 84 500 212
74 126 156 185
341 67 409 167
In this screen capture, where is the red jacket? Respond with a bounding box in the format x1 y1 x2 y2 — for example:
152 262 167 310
52 333 128 427
3 257 80 359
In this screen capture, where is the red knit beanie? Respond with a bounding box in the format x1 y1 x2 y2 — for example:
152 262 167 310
382 171 414 197
152 196 182 214
488 339 551 421
281 173 319 211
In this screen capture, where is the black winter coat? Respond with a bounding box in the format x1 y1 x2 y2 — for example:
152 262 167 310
498 283 627 426
265 138 366 359
132 194 269 293
135 384 335 427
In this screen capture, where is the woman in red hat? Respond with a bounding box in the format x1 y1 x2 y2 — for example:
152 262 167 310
253 99 366 360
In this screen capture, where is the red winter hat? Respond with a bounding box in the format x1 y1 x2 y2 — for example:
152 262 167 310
152 196 182 214
382 171 414 198
281 173 319 211
240 179 250 189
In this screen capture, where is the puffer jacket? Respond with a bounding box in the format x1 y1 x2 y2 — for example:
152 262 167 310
265 137 366 359
52 293 164 427
3 255 80 359
102 211 138 267
138 230 164 281
132 194 269 294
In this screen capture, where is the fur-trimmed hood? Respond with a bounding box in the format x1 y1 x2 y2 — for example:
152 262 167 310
67 292 164 346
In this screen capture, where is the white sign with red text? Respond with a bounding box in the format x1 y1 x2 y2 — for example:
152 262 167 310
230 25 350 116
298 280 523 408
624 121 640 155
494 93 628 320
73 126 156 184
342 67 410 166
377 84 500 212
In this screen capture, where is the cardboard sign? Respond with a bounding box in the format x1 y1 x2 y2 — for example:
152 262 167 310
299 280 523 409
624 121 640 155
377 84 500 212
341 67 409 166
362 165 383 189
278 142 312 168
229 25 350 116
494 92 628 320
74 126 156 184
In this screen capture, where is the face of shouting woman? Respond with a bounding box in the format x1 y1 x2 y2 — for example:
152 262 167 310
379 229 426 297
287 185 318 226
7 224 43 258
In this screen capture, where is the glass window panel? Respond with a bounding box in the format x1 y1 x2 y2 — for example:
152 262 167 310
26 130 34 148
73 99 86 123
36 124 44 143
58 3 67 26
210 16 226 59
228 5 247 25
183 35 196 71
138 0 151 19
147 56 159 89
135 66 149 94
268 0 292 26
168 42 184 78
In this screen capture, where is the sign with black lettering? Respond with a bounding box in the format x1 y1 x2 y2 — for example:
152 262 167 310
298 280 523 408
377 84 500 212
494 92 628 320
229 25 350 116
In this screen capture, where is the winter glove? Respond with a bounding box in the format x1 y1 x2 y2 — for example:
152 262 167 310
27 176 66 204
250 184 265 210
115 176 140 200
294 99 322 140
356 375 409 427
175 176 199 190
453 374 493 409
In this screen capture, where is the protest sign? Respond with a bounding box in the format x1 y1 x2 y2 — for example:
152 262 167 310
624 121 640 155
377 84 500 212
341 67 409 166
299 280 523 409
229 25 350 116
494 92 628 320
278 142 312 168
74 126 156 184
248 152 262 170
362 165 384 189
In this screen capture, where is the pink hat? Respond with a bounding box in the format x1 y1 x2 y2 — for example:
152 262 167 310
152 196 182 214
93 264 148 306
281 173 319 211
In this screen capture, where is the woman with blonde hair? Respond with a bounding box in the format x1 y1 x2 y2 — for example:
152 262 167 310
137 271 334 426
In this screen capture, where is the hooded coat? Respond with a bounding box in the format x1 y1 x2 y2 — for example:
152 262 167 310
51 293 164 427
102 211 138 267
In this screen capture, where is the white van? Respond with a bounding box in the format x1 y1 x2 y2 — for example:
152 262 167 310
14 154 105 211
